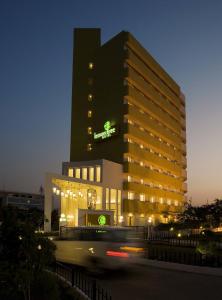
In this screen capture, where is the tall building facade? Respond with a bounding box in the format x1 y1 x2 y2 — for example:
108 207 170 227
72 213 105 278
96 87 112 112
70 28 187 225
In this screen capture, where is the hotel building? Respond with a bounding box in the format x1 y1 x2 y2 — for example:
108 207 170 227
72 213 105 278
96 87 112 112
44 28 187 231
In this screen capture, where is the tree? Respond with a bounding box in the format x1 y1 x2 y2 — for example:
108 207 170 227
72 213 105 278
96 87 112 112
0 206 57 300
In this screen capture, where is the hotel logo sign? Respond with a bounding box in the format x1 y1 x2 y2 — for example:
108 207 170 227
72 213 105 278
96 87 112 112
94 121 117 141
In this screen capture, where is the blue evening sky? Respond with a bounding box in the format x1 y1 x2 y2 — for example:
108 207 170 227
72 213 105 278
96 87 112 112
1 0 222 205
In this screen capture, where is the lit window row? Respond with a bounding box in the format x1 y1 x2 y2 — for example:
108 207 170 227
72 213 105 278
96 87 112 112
68 166 101 182
125 77 183 128
88 62 94 70
124 116 179 153
124 45 181 107
126 175 182 194
124 135 181 166
127 191 181 206
124 57 182 117
125 99 181 139
125 155 180 179
87 143 92 151
88 127 92 135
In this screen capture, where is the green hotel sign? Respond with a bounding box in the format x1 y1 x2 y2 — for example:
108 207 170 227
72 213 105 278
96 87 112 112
94 121 117 141
98 215 106 226
87 214 111 226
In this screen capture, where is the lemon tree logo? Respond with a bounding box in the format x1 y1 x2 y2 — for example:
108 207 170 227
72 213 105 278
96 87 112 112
104 121 111 131
98 214 106 226
94 120 116 141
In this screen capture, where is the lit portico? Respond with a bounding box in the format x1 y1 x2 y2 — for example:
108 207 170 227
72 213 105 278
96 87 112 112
44 159 123 232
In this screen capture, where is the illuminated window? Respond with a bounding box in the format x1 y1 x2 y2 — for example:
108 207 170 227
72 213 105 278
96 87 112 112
175 201 178 206
140 179 144 184
88 62 94 69
127 175 131 182
110 189 117 204
88 127 92 135
82 168 87 180
96 166 101 182
160 197 163 204
87 144 92 151
68 168 73 177
88 94 93 101
140 144 144 149
89 167 94 181
150 197 154 203
128 192 134 200
140 161 144 167
167 199 171 205
75 168 80 179
140 194 145 201
88 110 92 118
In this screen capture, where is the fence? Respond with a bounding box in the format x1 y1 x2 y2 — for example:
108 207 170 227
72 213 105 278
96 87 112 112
55 262 112 300
145 244 222 267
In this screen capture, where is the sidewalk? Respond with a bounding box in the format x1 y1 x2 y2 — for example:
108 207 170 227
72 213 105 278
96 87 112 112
138 258 222 277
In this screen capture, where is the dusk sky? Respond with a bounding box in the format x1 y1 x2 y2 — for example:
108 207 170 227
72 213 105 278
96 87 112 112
1 0 222 205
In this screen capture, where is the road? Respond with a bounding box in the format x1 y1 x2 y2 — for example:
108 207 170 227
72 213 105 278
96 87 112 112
92 264 222 300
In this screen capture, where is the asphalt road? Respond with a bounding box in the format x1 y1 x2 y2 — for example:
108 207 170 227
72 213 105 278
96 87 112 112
93 264 222 300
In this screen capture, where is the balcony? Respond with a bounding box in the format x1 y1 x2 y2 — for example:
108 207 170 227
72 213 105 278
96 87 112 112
123 198 183 214
126 49 181 110
123 181 184 201
125 67 181 121
125 123 182 161
126 85 181 135
126 35 181 97
181 169 187 179
181 130 186 141
182 182 188 192
124 162 183 190
126 105 181 147
124 142 182 176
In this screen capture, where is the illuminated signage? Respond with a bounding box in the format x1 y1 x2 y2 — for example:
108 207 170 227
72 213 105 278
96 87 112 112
87 214 110 226
94 121 117 141
98 215 106 226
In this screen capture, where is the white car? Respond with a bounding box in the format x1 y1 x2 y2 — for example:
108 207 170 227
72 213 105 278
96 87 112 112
52 226 144 273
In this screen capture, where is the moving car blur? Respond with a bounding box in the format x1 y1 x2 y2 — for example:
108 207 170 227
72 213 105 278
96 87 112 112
52 226 144 273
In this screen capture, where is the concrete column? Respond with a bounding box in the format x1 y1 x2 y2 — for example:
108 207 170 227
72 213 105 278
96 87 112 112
102 187 106 210
44 173 53 232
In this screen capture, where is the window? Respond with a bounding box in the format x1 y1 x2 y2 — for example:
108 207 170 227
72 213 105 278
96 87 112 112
127 175 131 182
88 94 93 101
87 144 92 151
88 110 92 118
89 167 94 181
140 161 144 166
82 168 87 180
128 192 134 200
140 194 145 201
96 166 101 182
140 179 144 184
150 197 154 203
88 127 92 135
88 62 94 69
68 168 73 177
75 168 80 179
